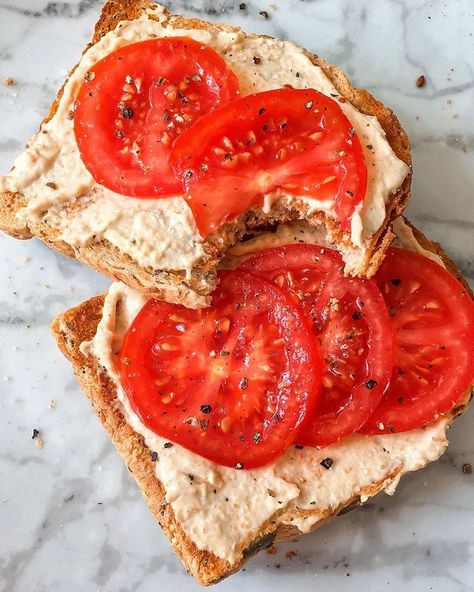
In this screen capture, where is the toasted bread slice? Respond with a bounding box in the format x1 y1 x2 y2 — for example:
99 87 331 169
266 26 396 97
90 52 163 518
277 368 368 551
0 0 411 307
51 219 472 585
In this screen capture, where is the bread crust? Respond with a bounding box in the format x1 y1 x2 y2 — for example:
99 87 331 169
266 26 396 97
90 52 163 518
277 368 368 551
0 0 411 305
51 220 472 585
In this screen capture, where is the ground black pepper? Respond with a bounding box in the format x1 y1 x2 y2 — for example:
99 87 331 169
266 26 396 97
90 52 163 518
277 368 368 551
320 458 333 470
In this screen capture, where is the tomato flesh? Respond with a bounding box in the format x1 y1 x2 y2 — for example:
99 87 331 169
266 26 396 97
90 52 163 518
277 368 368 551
119 270 322 468
360 248 474 434
241 245 393 447
74 37 239 198
172 88 367 236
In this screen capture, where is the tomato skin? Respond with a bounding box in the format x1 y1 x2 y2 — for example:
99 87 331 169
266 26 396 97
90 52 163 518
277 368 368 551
74 37 239 198
118 270 322 469
241 245 394 447
360 248 474 435
172 87 367 236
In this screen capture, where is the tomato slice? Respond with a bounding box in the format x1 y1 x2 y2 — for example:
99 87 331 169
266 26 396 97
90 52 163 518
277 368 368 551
74 37 239 197
240 245 393 447
172 88 367 236
360 248 474 435
118 270 322 469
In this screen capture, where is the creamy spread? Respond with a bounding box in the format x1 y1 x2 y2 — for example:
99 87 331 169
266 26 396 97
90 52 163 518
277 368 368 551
80 218 450 565
0 4 409 275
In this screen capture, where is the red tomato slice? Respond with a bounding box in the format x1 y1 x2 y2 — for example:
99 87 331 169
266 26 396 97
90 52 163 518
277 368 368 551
240 245 393 447
360 248 474 435
118 270 322 469
172 88 367 236
74 37 239 197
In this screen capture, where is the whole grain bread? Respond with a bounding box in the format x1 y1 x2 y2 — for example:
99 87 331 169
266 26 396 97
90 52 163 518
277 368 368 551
0 0 411 307
51 219 472 585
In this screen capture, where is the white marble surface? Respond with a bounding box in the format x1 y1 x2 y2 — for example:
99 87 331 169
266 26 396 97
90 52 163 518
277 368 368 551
0 0 473 590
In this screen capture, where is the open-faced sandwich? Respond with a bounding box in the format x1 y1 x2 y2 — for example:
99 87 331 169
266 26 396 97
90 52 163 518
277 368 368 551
52 216 474 585
1 0 472 587
0 0 410 307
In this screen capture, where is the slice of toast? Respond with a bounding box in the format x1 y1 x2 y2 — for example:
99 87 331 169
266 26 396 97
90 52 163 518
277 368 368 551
0 0 411 308
51 219 472 585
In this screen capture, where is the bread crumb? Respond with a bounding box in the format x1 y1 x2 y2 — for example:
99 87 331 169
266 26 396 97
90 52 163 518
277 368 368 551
48 399 56 410
259 10 269 19
3 77 15 86
286 550 298 560
463 463 472 474
416 75 426 88
34 437 44 449
20 256 31 263
267 545 277 555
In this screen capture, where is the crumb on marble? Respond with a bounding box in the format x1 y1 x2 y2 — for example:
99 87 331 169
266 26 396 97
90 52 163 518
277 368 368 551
3 77 15 86
286 550 298 560
20 255 31 263
259 10 269 19
34 436 44 449
267 545 277 555
463 463 472 474
48 399 56 410
416 74 426 88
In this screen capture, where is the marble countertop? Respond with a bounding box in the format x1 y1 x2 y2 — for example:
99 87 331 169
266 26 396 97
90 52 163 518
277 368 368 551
0 1 473 590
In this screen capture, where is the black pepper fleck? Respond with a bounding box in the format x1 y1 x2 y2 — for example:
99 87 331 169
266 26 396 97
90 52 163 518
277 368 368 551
150 451 158 462
240 377 249 390
200 404 212 414
320 458 333 470
32 429 40 440
121 107 133 119
163 442 173 448
365 379 378 389
390 278 401 286
259 10 269 19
